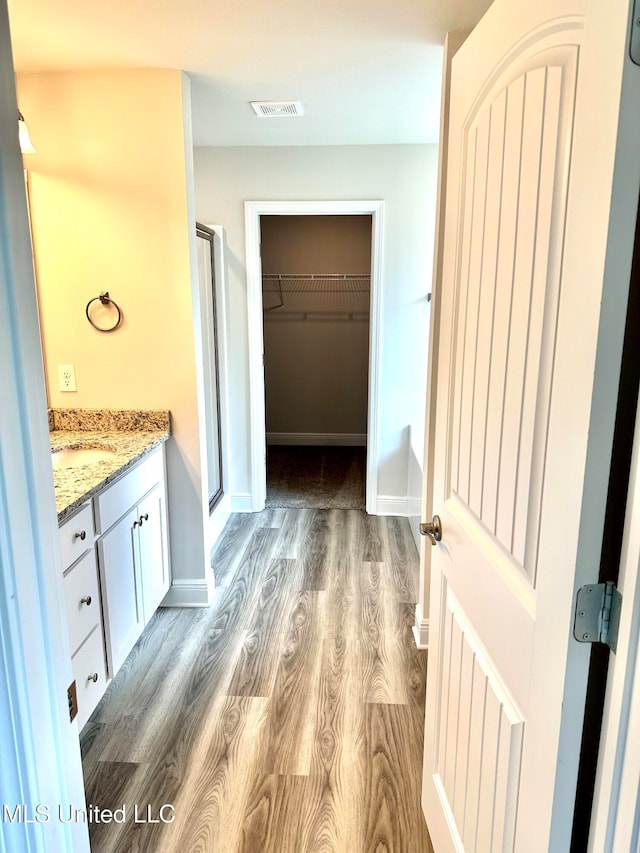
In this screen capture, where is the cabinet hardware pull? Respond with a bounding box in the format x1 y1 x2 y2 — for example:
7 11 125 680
88 673 99 683
133 520 139 528
80 596 92 606
74 530 87 541
139 513 149 525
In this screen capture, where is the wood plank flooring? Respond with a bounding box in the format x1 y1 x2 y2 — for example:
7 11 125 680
266 447 366 510
81 509 433 853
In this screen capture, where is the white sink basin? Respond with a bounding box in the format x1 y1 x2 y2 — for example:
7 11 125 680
51 447 116 470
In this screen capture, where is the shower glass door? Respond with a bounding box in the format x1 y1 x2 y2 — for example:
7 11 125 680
196 224 223 511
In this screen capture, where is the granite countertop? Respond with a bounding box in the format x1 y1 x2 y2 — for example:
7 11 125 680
50 409 171 523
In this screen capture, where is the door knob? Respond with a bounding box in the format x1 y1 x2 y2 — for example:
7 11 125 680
420 515 442 546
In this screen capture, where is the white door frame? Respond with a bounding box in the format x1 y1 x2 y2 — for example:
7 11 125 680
0 3 89 849
589 392 640 851
244 199 384 514
415 30 469 649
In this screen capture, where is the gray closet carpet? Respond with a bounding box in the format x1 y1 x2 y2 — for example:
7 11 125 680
266 446 366 509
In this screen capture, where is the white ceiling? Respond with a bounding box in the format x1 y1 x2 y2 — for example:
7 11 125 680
8 0 494 147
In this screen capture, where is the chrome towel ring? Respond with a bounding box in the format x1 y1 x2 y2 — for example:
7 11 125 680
85 291 122 332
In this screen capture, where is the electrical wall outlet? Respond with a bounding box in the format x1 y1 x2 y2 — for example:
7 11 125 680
58 364 77 392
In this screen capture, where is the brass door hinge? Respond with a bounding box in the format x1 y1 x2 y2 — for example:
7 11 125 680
68 681 78 723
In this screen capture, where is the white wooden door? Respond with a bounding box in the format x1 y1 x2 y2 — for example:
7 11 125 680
422 0 640 850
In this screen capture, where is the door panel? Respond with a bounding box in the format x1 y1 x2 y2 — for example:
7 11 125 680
434 584 526 851
436 39 579 721
449 47 577 583
422 0 638 850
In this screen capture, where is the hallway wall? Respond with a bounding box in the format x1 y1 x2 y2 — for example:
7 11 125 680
194 144 438 509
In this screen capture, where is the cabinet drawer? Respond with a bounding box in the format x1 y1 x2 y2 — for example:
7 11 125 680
72 626 107 731
64 550 100 656
59 503 94 571
95 448 164 535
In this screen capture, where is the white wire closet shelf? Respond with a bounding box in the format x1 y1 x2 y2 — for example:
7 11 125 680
262 273 371 313
263 273 370 291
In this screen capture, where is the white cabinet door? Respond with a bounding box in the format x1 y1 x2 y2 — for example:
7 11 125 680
138 482 170 622
422 0 640 851
98 507 144 676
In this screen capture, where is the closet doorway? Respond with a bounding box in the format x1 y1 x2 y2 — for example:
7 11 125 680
245 200 384 514
262 214 371 509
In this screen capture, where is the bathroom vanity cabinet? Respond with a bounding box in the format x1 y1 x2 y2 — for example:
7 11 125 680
59 445 170 728
96 448 170 676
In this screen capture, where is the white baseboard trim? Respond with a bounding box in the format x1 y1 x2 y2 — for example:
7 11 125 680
413 603 429 649
230 492 254 512
267 432 367 446
376 495 409 516
161 579 214 608
408 497 422 517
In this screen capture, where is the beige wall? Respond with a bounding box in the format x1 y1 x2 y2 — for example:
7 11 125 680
18 69 208 586
261 215 371 438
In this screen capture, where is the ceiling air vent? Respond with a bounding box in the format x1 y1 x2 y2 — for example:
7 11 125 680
250 100 304 118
